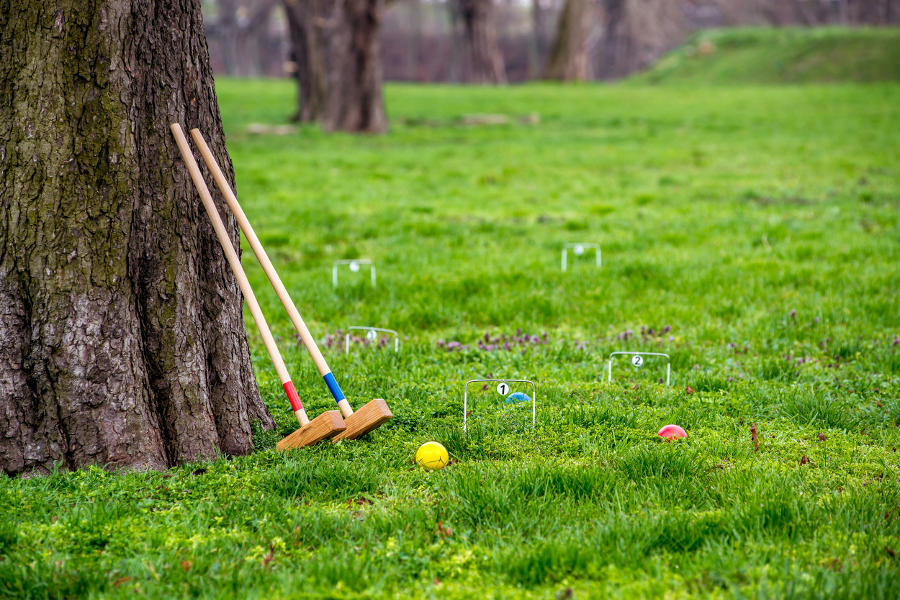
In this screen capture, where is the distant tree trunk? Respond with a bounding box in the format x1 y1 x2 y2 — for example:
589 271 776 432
217 0 240 74
283 0 328 123
234 0 279 76
407 0 422 81
529 0 549 78
451 0 507 84
543 0 597 80
0 0 273 476
448 2 463 82
205 0 281 76
323 0 388 133
283 0 388 133
595 0 686 80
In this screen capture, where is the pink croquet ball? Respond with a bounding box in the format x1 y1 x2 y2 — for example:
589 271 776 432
657 424 687 441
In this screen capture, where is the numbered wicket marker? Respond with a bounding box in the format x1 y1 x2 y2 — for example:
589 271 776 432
332 259 376 288
561 243 601 271
344 326 399 354
607 351 670 386
464 378 536 433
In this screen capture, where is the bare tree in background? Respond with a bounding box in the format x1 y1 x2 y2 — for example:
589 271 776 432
233 0 280 75
324 0 388 132
543 0 598 80
206 0 281 76
529 0 551 77
450 0 507 83
206 0 898 85
588 0 900 81
711 0 898 26
406 0 423 80
283 0 328 122
595 0 686 79
283 0 388 133
217 0 240 73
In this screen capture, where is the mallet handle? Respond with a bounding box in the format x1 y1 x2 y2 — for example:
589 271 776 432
170 123 309 426
190 128 353 419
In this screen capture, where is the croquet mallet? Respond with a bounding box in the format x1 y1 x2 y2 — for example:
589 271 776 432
170 123 345 449
190 127 393 441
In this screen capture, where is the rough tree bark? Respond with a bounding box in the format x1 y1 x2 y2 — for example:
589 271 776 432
451 0 507 84
283 0 388 133
543 0 598 80
0 0 273 476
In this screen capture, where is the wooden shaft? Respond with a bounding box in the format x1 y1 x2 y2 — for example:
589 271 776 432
170 123 309 426
190 128 354 419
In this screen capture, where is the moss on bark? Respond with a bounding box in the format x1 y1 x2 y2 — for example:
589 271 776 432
0 0 273 476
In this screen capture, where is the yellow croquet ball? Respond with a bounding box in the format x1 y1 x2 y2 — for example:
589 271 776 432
415 442 449 471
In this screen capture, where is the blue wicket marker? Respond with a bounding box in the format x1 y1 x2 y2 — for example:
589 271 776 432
506 392 531 403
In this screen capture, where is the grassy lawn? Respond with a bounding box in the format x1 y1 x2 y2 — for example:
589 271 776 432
2 71 899 596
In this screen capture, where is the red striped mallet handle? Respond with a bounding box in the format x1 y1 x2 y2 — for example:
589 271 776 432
190 128 354 418
170 123 309 427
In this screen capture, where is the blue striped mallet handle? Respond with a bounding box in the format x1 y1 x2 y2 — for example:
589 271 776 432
190 128 354 418
171 123 311 426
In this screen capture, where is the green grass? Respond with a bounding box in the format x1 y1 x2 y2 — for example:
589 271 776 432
2 72 899 598
637 27 900 85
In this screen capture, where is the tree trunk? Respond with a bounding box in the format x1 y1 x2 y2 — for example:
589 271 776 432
595 0 687 80
283 0 388 133
451 0 507 84
0 0 273 476
323 0 388 133
406 0 422 81
543 0 597 81
234 0 279 77
283 0 329 123
216 0 240 75
529 0 549 78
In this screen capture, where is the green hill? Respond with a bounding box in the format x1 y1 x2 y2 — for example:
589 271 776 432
636 27 900 84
